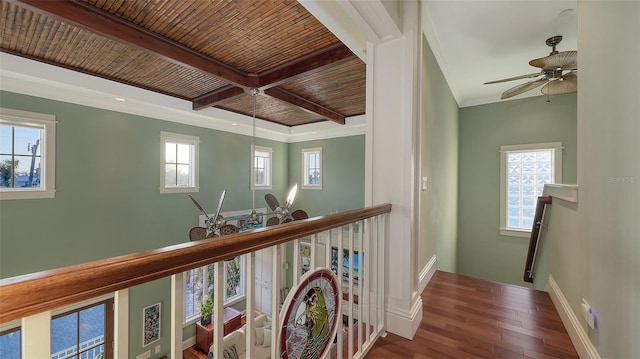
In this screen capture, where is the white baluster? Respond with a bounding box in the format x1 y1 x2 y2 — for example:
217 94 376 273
246 252 255 358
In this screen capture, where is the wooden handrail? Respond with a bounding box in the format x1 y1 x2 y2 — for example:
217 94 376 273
523 196 552 283
0 204 391 323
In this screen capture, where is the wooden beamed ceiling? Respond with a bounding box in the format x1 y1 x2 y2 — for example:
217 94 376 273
2 0 366 126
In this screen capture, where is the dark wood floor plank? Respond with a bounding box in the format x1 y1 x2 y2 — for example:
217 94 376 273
365 271 579 359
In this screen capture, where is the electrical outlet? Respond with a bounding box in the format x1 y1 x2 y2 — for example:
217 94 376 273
422 176 428 190
581 298 597 330
155 345 161 354
135 350 150 359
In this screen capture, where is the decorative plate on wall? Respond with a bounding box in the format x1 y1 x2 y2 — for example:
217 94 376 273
278 268 341 359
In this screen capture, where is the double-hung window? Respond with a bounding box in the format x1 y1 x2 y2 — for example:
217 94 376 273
251 145 272 189
499 142 562 237
302 147 322 189
160 132 199 193
0 108 56 200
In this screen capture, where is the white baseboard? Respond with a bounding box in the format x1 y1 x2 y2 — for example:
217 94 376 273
419 255 438 293
545 275 600 359
183 336 196 350
385 296 423 339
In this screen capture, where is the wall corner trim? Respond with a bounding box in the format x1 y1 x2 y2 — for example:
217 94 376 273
419 255 438 293
545 275 601 359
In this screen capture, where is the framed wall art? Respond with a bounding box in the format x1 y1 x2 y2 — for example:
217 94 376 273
143 302 161 346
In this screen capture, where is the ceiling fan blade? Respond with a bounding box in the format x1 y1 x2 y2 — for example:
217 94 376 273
219 224 239 236
188 194 211 220
212 189 227 226
285 184 298 210
265 193 280 212
266 217 280 226
541 71 577 95
291 209 309 220
529 51 577 70
189 227 208 241
501 78 548 99
484 72 542 84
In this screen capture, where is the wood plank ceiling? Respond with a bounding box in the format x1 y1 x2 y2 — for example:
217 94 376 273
0 0 366 127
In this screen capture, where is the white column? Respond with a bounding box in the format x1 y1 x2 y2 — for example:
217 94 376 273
366 1 422 339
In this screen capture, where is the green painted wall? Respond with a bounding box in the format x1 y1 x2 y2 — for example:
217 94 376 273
0 91 366 358
287 136 365 217
420 36 459 273
457 93 577 286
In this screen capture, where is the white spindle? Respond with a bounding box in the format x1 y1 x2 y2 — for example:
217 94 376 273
292 237 300 287
348 223 354 359
357 219 364 353
114 289 129 359
170 274 183 359
337 227 344 359
271 244 281 358
246 252 256 358
213 261 224 359
372 216 379 332
22 311 50 358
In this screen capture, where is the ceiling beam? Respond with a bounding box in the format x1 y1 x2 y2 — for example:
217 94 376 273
254 43 356 89
9 0 350 125
192 86 245 111
10 0 250 87
264 88 345 125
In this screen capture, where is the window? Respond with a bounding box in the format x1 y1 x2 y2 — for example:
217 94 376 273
0 326 21 359
160 132 199 193
251 145 272 189
0 108 56 200
51 299 113 359
302 147 322 189
500 142 562 237
184 257 245 323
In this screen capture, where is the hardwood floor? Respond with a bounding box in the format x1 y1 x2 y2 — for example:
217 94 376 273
183 270 578 358
183 346 207 359
365 271 578 359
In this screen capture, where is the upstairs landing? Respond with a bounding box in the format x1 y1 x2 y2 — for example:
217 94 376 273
366 271 578 359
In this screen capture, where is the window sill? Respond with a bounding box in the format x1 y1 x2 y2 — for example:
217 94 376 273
499 228 531 238
301 185 322 190
0 188 56 200
159 186 199 194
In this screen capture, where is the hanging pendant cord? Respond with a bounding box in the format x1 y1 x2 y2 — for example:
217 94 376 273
251 89 258 214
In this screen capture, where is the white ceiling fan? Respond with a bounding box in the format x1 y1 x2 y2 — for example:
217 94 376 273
485 36 577 99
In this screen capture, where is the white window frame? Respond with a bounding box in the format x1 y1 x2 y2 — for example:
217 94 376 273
302 147 322 189
0 108 56 200
251 145 272 190
159 131 199 194
499 142 562 237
